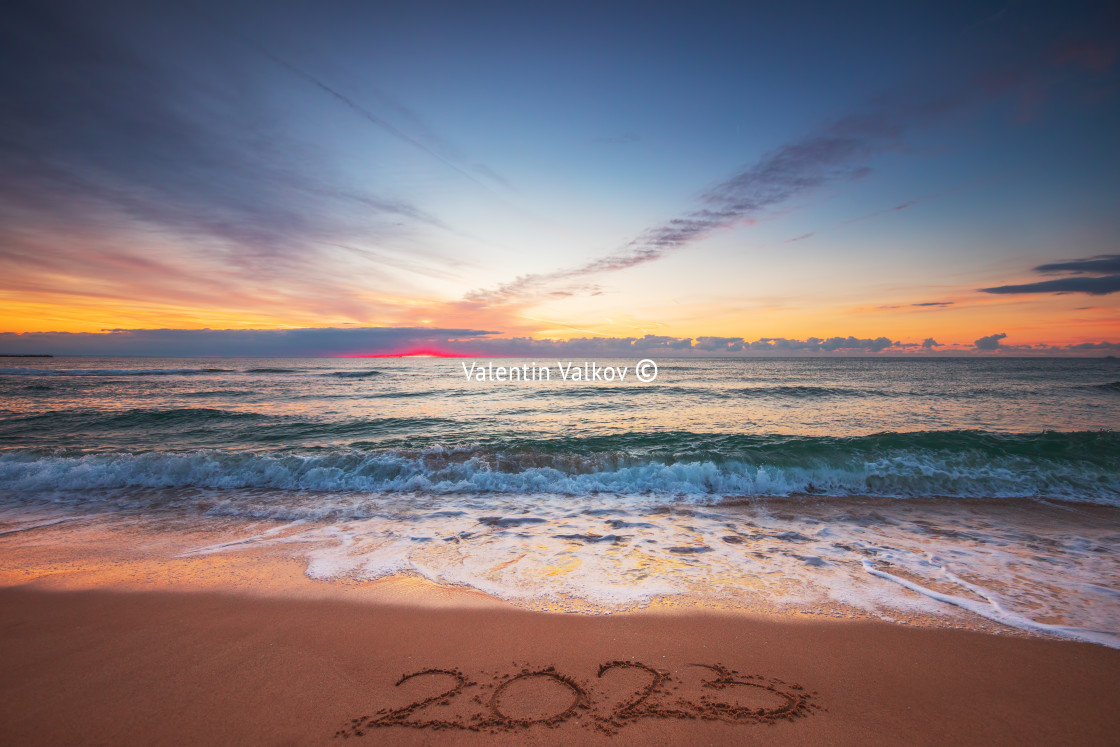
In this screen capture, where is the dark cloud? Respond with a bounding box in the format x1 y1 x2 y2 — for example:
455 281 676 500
0 327 501 357
1035 255 1120 274
980 254 1120 296
912 301 954 307
4 327 1116 357
1066 341 1120 351
821 336 895 353
693 336 747 352
980 276 1120 295
974 332 1007 351
743 336 897 354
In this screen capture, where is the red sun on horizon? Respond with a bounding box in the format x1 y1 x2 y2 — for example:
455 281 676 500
343 347 469 358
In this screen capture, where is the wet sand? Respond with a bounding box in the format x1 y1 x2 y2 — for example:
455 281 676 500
1 519 1119 744
1 584 1119 745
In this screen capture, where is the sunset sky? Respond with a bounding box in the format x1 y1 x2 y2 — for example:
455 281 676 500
1 0 1118 356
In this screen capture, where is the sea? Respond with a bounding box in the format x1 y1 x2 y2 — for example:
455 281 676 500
1 357 1118 646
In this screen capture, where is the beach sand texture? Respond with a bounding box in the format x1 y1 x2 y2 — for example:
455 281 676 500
1 554 1119 746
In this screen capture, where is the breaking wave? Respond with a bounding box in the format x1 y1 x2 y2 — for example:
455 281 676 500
1 430 1116 505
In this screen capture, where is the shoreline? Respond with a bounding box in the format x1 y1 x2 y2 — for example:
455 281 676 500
1 498 1114 640
0 505 1068 636
4 497 1115 636
2 504 1119 743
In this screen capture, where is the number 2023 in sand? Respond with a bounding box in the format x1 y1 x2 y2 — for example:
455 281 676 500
335 660 820 737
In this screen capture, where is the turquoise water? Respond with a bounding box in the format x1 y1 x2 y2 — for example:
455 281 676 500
1 356 1118 645
1 356 1119 501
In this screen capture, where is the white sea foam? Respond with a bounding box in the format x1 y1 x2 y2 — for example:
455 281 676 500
2 476 1117 645
141 492 1120 644
0 514 89 536
863 559 1120 648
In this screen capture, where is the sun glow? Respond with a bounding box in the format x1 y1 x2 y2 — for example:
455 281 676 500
344 347 468 358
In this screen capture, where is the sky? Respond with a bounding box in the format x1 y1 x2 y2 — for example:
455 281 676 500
1 0 1118 356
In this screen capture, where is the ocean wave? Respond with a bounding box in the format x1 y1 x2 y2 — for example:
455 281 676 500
533 384 911 399
461 430 1120 465
1 431 1116 504
0 408 268 430
0 409 454 438
104 408 267 425
0 367 231 377
727 385 876 398
0 365 388 380
531 385 689 398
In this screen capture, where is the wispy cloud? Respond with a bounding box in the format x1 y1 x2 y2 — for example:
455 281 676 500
464 7 1116 308
0 4 437 251
465 116 897 305
231 28 502 192
0 1 476 324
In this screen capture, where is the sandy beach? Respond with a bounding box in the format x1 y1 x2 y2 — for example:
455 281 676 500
4 0 1120 741
1 502 1119 745
2 544 1119 746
